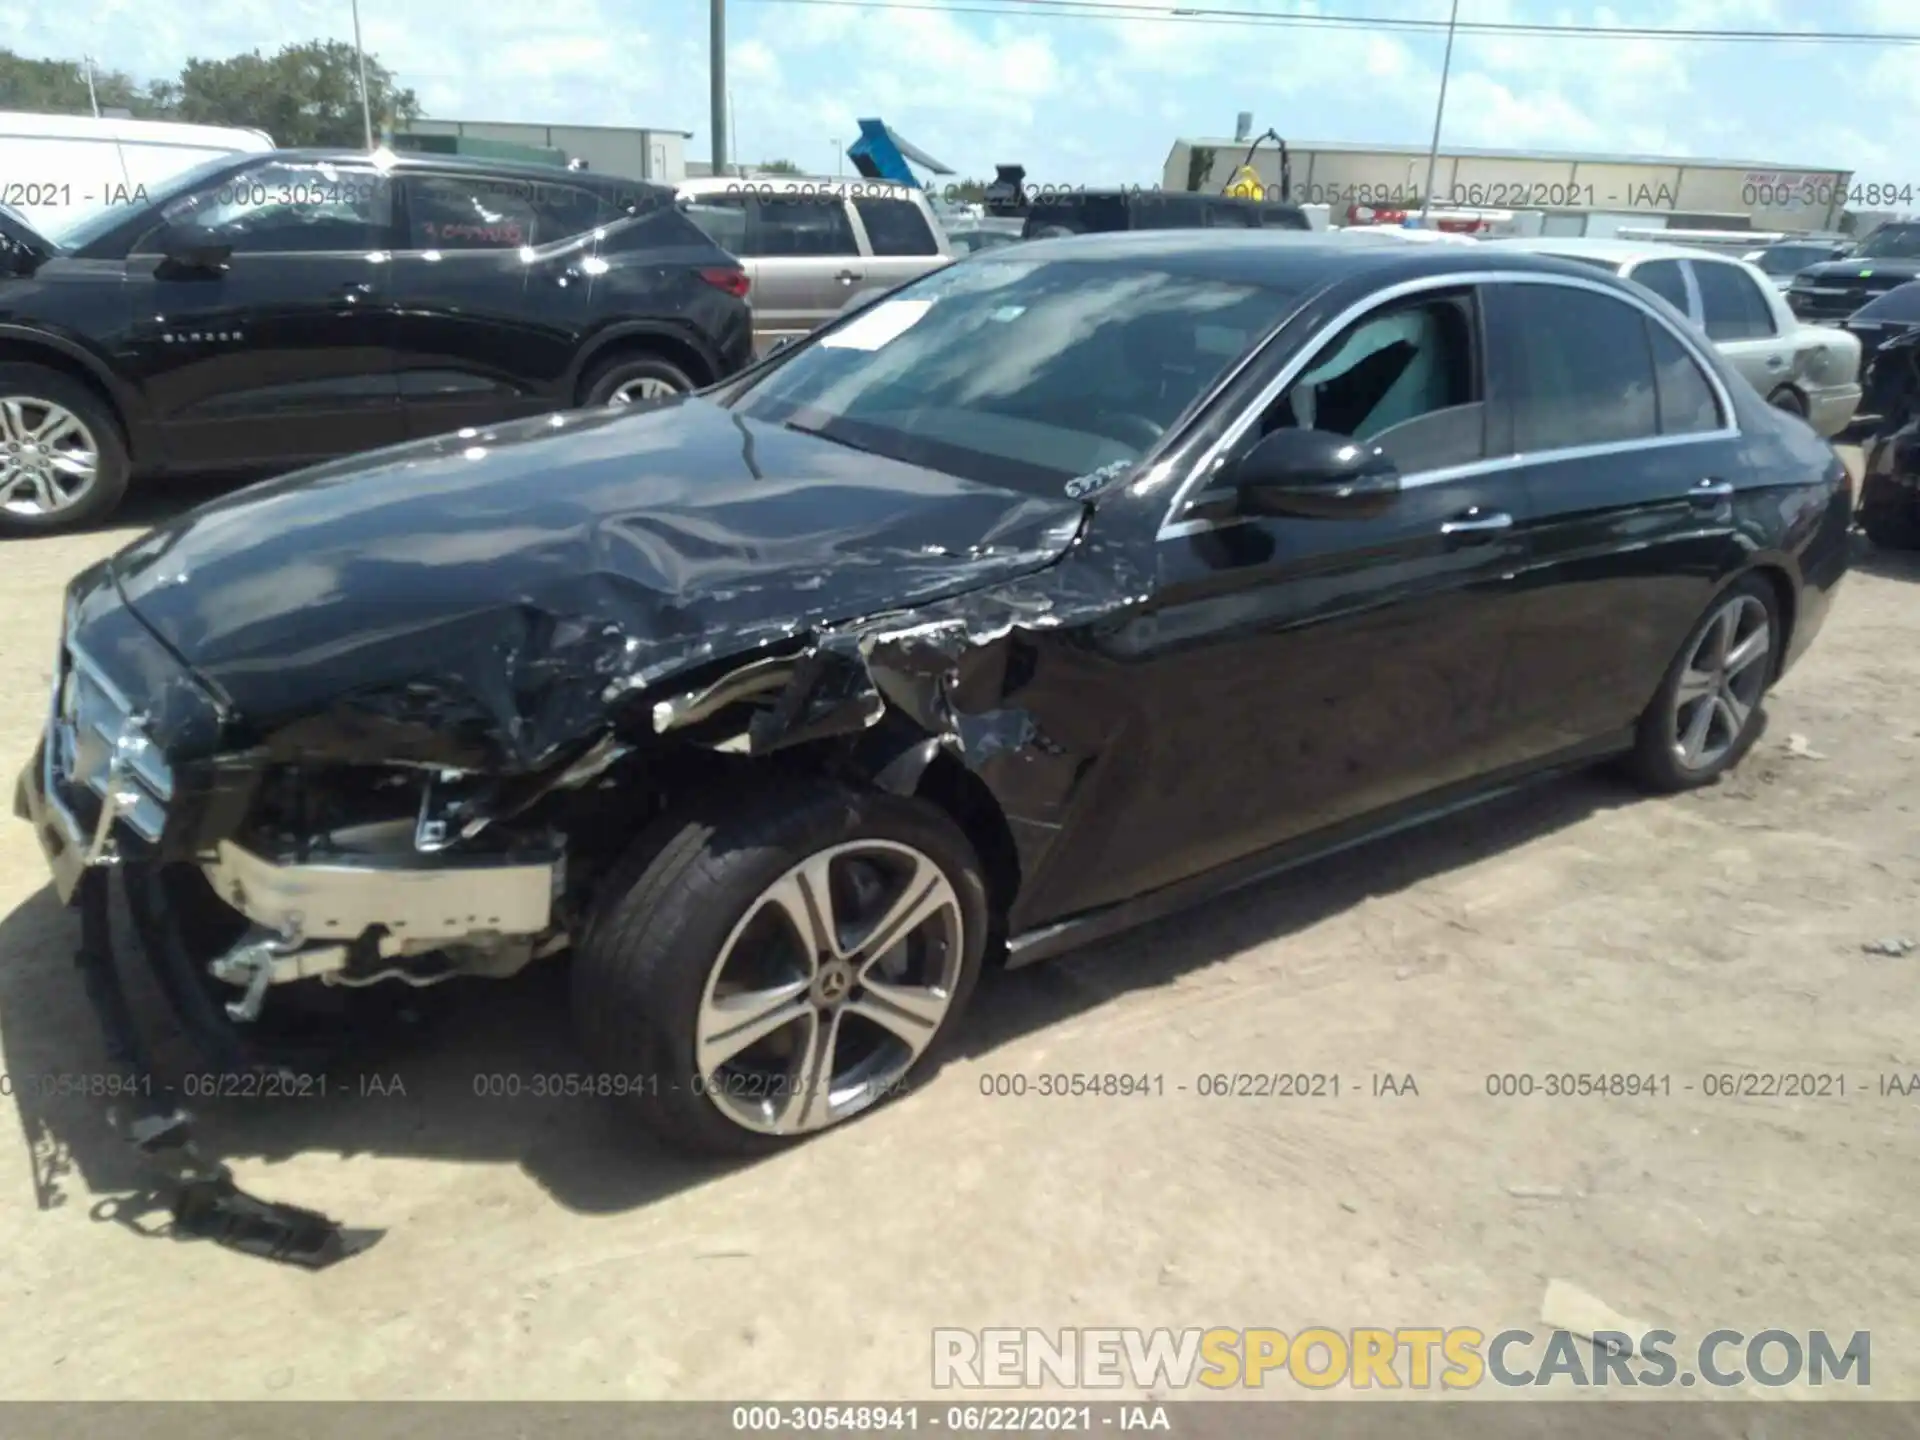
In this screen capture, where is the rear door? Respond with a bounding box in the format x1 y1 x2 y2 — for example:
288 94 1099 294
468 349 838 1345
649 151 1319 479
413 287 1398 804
122 155 404 471
1688 257 1793 398
386 168 610 436
849 193 946 291
1484 276 1744 760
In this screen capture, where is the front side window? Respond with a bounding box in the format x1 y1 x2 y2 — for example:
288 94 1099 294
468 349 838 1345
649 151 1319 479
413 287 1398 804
726 257 1301 495
1692 260 1777 341
1630 259 1692 316
854 196 938 256
1259 291 1483 472
1754 244 1832 276
135 159 393 255
1501 283 1659 450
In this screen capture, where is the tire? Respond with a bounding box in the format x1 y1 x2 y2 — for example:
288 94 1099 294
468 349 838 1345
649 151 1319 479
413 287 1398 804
1625 575 1781 794
1860 499 1920 551
579 352 699 408
571 776 990 1158
0 364 131 534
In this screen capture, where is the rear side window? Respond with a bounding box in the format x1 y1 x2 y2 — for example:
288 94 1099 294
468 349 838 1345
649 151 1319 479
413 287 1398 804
751 195 859 256
1630 259 1691 315
1500 283 1658 451
1692 260 1777 340
853 196 938 256
1261 206 1311 231
682 196 748 253
405 174 606 249
1022 193 1129 237
1648 320 1722 435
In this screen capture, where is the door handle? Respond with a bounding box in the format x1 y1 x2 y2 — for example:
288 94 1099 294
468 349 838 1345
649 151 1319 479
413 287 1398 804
1765 354 1788 371
1689 478 1735 504
1439 507 1513 539
834 269 863 283
334 281 373 304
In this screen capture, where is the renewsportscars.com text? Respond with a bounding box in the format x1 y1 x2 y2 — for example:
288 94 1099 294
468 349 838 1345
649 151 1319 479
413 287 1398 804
932 1327 1871 1390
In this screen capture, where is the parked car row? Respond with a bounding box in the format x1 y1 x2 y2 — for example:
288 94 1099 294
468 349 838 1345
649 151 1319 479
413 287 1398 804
0 148 755 532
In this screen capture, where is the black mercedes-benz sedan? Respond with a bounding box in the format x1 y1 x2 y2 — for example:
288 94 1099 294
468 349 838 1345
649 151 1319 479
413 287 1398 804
17 233 1852 1159
0 150 753 534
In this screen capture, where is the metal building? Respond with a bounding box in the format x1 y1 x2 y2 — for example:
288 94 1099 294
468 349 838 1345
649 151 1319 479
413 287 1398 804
404 119 694 184
1164 138 1855 235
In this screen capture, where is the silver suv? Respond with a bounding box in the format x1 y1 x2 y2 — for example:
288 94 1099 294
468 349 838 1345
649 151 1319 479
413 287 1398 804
677 176 954 354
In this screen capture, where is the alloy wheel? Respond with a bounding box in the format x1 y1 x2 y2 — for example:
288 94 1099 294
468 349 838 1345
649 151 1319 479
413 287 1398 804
1670 593 1772 771
0 396 100 518
694 839 965 1136
608 376 680 405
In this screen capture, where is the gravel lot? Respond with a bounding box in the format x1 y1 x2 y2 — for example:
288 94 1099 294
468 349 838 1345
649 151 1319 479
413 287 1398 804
0 453 1916 1401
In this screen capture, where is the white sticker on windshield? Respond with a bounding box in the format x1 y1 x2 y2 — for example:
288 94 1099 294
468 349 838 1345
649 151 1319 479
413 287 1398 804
823 299 935 351
990 305 1026 322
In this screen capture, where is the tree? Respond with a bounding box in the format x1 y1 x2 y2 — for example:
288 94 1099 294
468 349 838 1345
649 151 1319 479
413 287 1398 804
756 158 803 175
1185 146 1218 194
945 177 990 203
0 49 163 117
159 41 420 146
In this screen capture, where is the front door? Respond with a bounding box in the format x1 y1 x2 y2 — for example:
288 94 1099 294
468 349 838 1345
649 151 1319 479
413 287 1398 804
123 157 404 471
1032 283 1537 919
1481 276 1745 759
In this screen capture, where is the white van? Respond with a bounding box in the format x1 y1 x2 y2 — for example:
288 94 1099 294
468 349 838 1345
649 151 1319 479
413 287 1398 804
0 111 273 239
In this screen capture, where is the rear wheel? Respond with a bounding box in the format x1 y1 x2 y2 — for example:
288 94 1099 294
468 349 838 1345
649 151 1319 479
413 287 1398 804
580 352 699 408
572 779 989 1157
0 365 130 534
1860 494 1920 550
1625 576 1779 793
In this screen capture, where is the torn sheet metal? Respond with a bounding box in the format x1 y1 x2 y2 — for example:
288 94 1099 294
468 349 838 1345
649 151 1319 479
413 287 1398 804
100 397 1093 774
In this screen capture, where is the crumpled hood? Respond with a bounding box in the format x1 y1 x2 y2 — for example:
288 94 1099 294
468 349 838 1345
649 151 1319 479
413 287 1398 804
109 397 1087 770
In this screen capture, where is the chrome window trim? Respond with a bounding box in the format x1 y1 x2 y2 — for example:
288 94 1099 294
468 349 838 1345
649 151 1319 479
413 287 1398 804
1156 269 1741 541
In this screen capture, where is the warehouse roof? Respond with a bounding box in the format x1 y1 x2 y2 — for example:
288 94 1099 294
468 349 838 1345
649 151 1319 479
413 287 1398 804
1171 138 1846 174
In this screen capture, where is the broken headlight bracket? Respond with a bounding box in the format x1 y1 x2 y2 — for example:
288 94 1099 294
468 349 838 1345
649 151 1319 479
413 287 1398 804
72 868 382 1269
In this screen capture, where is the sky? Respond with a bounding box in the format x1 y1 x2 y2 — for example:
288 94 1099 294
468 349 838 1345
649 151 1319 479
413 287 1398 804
8 0 1918 189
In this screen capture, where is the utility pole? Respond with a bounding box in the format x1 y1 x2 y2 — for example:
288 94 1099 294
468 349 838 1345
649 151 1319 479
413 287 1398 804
351 0 376 150
1417 0 1461 228
831 139 841 178
81 55 101 117
710 0 729 176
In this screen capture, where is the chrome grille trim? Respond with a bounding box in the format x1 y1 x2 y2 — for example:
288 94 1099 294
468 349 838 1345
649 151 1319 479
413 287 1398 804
44 636 174 848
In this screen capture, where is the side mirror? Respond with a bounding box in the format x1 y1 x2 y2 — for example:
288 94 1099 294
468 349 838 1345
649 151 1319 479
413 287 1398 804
1228 427 1400 518
157 226 232 276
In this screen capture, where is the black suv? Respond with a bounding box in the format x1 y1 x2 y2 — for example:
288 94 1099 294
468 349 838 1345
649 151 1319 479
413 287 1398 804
981 165 1310 239
0 150 754 533
1785 222 1920 325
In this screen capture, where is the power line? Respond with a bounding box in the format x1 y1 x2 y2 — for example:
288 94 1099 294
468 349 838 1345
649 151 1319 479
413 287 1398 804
742 0 1920 46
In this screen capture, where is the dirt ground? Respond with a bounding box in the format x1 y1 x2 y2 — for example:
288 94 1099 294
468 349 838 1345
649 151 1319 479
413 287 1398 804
0 456 1916 1402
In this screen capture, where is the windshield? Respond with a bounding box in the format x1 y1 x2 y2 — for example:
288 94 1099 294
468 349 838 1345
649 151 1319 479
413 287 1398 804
1851 224 1920 260
1854 280 1920 323
1755 244 1833 275
44 153 248 251
726 257 1301 496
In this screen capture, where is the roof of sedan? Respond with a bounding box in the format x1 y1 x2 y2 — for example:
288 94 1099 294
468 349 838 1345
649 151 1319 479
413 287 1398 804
1483 236 1729 266
1004 229 1626 288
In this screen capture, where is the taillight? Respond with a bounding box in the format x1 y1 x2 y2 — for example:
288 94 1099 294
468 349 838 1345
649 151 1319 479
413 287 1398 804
699 266 750 298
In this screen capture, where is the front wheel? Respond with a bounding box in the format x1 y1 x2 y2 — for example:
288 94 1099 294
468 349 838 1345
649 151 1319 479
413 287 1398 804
580 352 697 408
1625 576 1780 793
571 779 990 1157
0 365 131 534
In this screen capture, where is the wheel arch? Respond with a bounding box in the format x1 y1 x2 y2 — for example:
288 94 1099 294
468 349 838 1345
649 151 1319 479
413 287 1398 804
571 322 721 403
0 326 152 461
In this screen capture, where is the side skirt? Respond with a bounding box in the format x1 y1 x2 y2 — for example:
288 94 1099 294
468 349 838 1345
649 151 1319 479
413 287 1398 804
1003 730 1634 969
